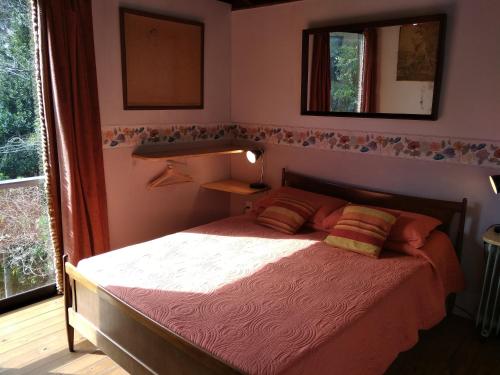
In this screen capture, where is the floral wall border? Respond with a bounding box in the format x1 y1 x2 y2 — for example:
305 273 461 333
101 123 500 169
102 123 236 148
234 123 500 169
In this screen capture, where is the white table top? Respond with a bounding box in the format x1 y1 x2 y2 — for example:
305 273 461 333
484 226 500 246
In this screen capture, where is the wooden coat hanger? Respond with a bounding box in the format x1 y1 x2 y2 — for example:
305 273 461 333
148 161 193 188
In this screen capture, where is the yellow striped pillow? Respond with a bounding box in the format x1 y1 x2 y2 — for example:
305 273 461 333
324 205 398 258
257 196 316 234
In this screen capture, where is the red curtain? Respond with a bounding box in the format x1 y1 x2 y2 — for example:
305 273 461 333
361 28 378 113
309 32 331 112
33 0 110 291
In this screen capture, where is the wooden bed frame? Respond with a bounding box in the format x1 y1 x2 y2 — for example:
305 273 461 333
64 168 467 375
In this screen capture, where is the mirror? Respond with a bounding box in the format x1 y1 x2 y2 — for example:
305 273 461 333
301 14 446 120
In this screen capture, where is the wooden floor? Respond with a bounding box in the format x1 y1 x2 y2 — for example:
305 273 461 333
1 297 499 375
386 313 500 375
0 297 126 375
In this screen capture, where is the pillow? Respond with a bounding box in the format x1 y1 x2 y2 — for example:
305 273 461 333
309 203 344 231
324 205 398 258
384 239 420 255
252 187 347 230
256 196 316 234
384 230 454 261
321 206 345 229
388 211 442 248
322 206 442 248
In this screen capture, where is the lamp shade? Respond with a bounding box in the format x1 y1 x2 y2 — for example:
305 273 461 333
246 149 263 164
245 149 267 189
490 175 500 194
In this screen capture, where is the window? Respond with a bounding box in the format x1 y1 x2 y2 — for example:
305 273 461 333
0 0 55 310
329 32 364 112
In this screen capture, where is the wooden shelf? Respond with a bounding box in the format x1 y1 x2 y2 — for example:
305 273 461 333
202 179 269 195
132 143 246 160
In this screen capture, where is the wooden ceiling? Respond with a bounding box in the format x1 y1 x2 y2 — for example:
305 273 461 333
218 0 301 11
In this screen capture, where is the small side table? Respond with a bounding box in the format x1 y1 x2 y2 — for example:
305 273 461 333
476 226 500 337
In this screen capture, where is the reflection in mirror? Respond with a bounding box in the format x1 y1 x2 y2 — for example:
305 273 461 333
302 15 446 120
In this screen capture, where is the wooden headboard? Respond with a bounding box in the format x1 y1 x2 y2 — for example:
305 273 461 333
281 169 467 259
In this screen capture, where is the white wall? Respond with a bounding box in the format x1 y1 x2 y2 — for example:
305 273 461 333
92 0 233 249
377 25 435 114
230 0 500 313
93 0 231 126
231 0 500 139
90 0 500 314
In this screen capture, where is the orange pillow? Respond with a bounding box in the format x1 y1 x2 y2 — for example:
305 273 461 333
308 202 348 231
384 240 419 255
324 205 398 258
388 211 442 248
322 206 441 248
321 206 345 229
384 230 452 258
253 187 347 230
257 196 316 234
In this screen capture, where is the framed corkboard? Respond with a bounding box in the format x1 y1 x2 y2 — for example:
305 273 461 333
119 8 204 109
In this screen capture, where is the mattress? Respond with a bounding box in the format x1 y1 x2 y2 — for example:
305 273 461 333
78 214 464 375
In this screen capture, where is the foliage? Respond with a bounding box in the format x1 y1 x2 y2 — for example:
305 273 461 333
330 33 362 112
0 0 40 179
0 0 53 300
0 184 54 298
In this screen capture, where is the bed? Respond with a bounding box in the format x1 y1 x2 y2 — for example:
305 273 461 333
64 169 467 375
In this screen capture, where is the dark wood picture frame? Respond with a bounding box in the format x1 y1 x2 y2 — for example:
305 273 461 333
301 14 447 121
119 8 204 110
64 168 466 374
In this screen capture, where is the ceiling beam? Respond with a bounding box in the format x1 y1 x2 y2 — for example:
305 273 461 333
218 0 302 11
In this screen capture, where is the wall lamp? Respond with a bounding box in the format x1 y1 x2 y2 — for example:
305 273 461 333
246 149 268 189
489 175 500 233
490 175 499 195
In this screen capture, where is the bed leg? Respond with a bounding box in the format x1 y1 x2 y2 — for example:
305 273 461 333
63 254 75 352
66 323 75 352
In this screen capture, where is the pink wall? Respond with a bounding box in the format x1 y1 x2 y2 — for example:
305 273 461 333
231 0 499 139
230 0 500 312
93 0 231 126
90 0 500 313
92 0 232 249
376 25 435 114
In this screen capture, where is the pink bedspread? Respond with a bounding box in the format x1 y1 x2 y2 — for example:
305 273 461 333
78 214 464 375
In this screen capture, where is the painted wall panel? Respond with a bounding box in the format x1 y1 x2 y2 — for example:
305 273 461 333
92 0 232 248
230 0 500 312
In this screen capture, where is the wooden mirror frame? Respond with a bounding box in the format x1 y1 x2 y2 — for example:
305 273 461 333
300 14 447 121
